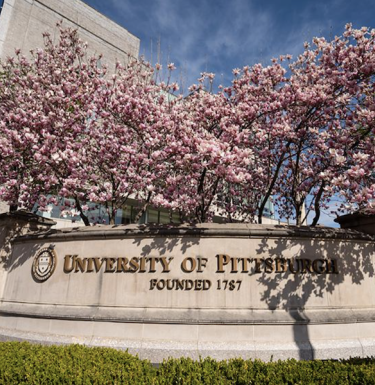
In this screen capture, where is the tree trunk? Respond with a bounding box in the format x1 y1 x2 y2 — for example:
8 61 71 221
257 210 263 224
108 201 116 225
295 203 302 226
258 142 292 223
9 204 18 213
311 182 325 227
79 211 90 226
74 198 90 226
134 192 152 223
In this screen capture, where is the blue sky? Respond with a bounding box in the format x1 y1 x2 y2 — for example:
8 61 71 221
84 0 375 91
82 0 374 226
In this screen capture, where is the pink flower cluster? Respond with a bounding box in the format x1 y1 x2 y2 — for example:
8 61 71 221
0 24 374 225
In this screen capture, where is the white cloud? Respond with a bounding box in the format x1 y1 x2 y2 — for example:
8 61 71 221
91 0 375 89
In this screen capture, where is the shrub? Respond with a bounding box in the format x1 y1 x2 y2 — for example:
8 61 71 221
1 342 375 384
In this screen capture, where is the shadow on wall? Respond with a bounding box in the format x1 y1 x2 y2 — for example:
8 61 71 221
131 224 375 360
256 226 375 359
131 224 202 257
0 211 55 275
5 241 41 276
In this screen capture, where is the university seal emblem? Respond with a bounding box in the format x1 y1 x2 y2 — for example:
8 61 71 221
32 247 57 282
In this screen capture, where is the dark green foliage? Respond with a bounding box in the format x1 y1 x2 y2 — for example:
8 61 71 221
1 342 375 384
157 357 375 385
0 342 156 384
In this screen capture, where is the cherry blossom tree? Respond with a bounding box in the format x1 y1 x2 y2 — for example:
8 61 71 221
0 26 181 225
1 24 374 226
275 24 375 224
0 27 111 224
86 59 181 224
219 24 375 225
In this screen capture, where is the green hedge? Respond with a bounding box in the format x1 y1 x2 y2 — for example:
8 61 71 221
1 342 375 384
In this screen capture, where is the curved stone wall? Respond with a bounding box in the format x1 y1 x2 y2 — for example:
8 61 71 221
0 224 374 361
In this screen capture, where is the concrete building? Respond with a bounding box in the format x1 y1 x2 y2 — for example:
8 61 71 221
0 0 140 73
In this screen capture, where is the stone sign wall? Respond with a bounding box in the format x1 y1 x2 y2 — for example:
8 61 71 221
0 223 374 362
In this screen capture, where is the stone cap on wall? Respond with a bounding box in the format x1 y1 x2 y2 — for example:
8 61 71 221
0 210 56 227
13 222 375 243
335 211 375 236
0 211 56 260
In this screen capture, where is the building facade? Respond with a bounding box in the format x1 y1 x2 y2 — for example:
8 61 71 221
0 0 140 73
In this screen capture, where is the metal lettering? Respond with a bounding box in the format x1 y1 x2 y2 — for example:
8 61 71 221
159 257 174 272
105 258 116 273
63 255 75 273
216 254 231 273
181 257 197 273
74 257 87 273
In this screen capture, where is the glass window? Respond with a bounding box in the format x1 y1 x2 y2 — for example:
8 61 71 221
148 209 159 224
159 210 170 224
